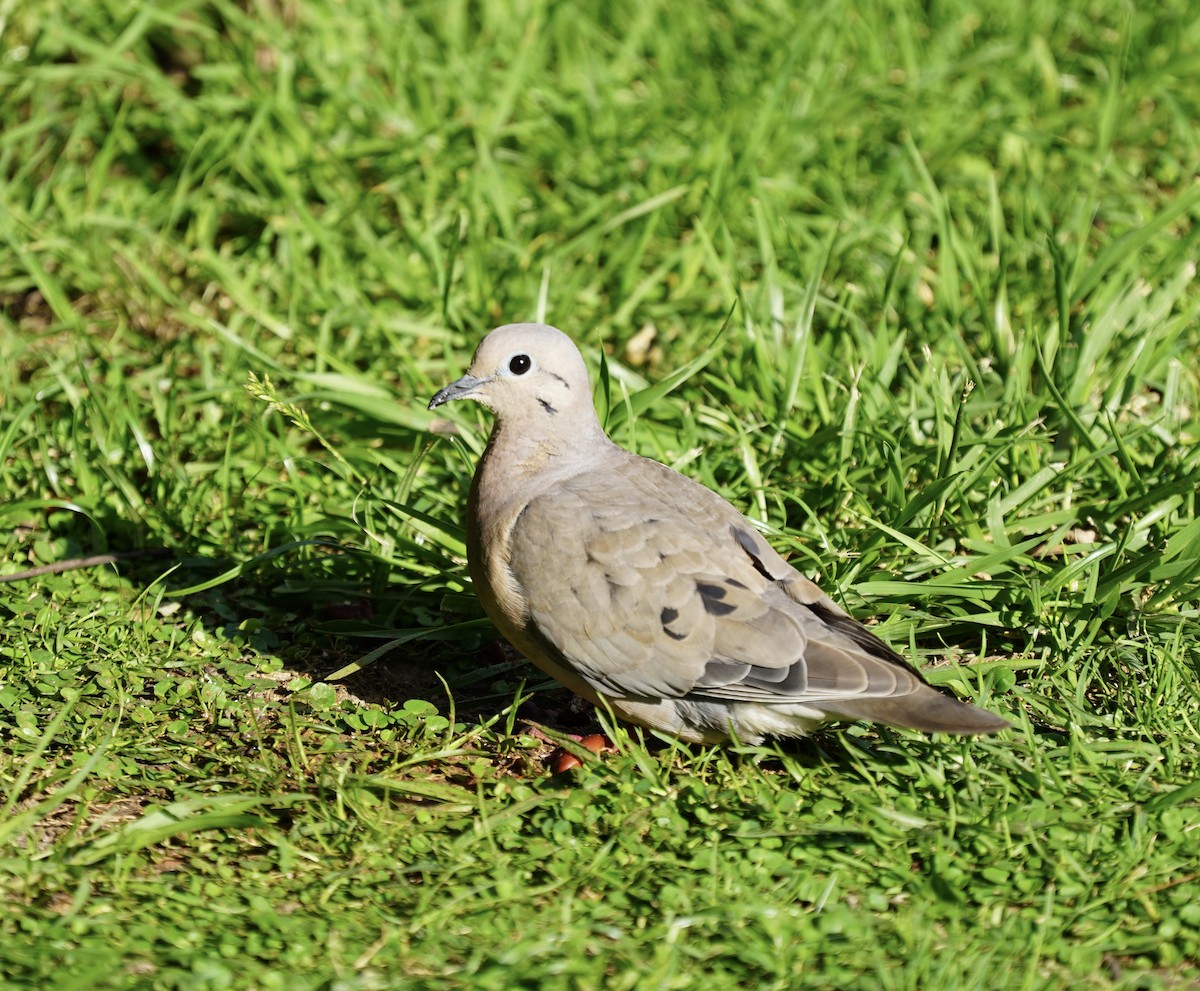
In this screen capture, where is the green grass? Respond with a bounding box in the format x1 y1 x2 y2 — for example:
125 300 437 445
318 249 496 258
2 0 1199 987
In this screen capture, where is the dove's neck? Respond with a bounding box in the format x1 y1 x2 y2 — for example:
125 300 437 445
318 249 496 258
477 413 613 498
467 413 617 601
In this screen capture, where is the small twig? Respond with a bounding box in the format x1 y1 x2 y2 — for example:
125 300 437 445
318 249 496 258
1139 872 1200 895
0 549 173 584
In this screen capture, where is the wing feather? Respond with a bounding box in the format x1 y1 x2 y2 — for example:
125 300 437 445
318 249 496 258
506 454 930 710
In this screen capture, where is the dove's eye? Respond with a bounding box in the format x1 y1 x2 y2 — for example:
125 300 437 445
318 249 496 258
508 354 532 375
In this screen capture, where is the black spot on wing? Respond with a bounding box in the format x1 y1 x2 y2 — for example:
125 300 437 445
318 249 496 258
547 371 570 389
696 582 736 616
731 525 776 581
660 606 686 641
538 398 557 414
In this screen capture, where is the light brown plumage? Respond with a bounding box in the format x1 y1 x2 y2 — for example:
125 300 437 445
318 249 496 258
429 323 1009 743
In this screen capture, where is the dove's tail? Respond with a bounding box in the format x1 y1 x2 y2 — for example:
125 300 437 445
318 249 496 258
821 688 1011 735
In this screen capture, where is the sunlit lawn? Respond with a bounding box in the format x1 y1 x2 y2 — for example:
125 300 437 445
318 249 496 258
2 1 1198 988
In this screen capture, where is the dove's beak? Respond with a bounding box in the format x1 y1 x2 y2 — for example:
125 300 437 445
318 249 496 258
428 373 489 410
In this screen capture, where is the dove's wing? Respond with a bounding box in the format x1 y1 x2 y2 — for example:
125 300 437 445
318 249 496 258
506 453 1007 734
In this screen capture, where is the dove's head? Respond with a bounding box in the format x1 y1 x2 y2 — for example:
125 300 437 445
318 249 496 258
428 323 600 427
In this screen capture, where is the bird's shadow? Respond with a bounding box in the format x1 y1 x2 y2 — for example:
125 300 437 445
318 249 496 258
99 541 1001 786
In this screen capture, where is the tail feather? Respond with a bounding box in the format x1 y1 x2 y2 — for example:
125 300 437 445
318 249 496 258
822 687 1010 735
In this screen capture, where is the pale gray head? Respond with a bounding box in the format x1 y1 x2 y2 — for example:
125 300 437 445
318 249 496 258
428 323 598 425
